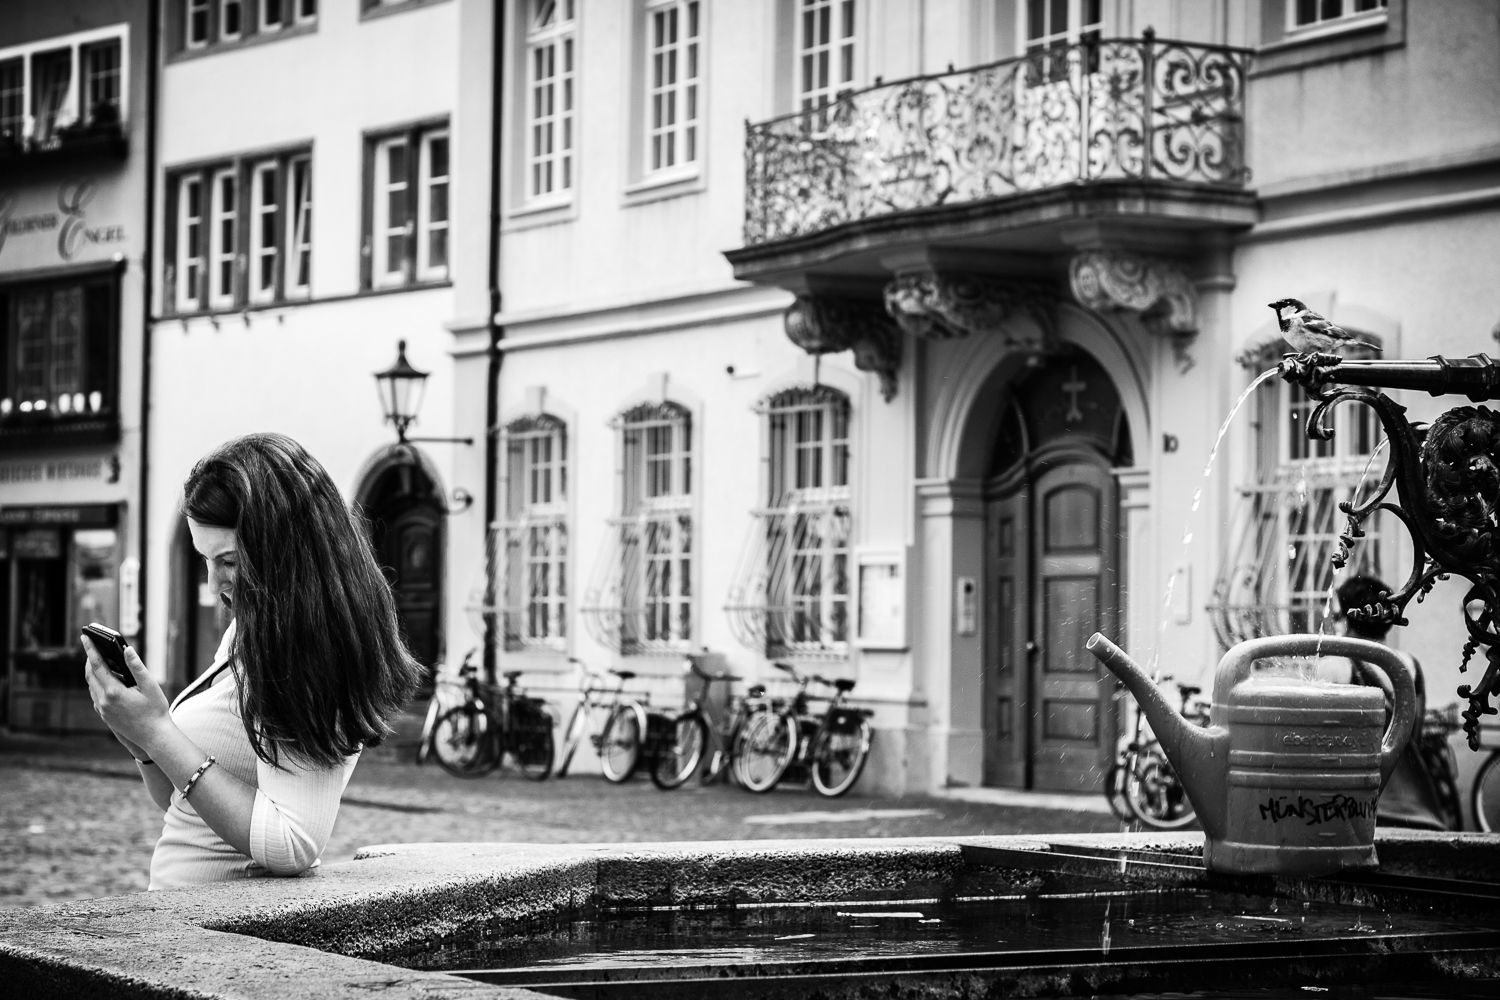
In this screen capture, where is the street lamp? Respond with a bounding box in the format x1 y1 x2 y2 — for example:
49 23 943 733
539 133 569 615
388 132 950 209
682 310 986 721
373 339 474 447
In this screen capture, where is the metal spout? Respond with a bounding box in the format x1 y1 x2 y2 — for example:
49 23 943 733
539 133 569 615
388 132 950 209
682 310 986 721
1085 633 1228 839
1289 353 1500 402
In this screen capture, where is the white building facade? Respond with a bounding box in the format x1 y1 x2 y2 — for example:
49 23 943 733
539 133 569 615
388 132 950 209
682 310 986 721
456 0 1500 800
145 0 472 694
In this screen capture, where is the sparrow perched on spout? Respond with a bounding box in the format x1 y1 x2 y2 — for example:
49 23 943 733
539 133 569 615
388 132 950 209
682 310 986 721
1268 298 1381 356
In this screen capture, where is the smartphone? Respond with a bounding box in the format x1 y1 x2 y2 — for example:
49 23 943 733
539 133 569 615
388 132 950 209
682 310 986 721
82 622 136 688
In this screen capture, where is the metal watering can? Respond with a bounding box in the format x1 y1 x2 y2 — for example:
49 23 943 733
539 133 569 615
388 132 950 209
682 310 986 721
1085 632 1417 876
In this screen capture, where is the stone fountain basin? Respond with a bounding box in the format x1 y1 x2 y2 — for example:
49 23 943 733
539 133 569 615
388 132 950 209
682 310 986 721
2 830 1498 999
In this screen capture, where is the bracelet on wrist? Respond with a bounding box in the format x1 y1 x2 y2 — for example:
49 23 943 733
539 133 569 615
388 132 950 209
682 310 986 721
180 755 217 799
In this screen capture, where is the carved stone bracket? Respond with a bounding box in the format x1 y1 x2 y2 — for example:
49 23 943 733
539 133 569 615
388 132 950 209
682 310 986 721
784 293 902 401
1069 250 1198 336
883 270 1055 348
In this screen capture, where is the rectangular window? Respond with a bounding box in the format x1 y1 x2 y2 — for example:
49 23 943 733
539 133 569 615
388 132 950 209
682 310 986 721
177 0 317 55
1292 0 1387 29
796 0 859 127
645 0 700 174
0 26 128 149
208 167 238 308
525 0 576 201
79 39 121 126
175 176 204 312
365 122 448 289
187 0 212 48
286 155 312 296
417 130 449 279
0 272 120 440
220 0 244 41
30 48 72 147
249 161 280 303
1024 0 1102 81
168 147 311 313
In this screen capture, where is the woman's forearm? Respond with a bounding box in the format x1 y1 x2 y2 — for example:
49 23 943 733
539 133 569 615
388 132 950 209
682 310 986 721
137 760 176 812
139 722 257 858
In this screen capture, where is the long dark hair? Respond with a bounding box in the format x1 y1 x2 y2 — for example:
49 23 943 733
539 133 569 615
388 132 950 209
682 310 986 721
181 432 421 767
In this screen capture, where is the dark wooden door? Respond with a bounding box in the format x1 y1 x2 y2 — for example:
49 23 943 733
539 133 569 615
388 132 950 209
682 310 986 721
986 487 1028 787
380 505 443 669
1029 460 1115 791
989 458 1116 790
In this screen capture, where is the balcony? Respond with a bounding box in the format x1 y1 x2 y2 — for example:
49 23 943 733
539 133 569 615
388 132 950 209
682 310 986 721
727 31 1256 287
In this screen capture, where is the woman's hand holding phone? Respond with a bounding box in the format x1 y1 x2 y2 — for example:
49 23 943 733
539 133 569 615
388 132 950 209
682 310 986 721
82 627 172 754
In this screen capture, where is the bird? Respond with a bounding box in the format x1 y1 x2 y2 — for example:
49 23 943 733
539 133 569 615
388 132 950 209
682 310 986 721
1268 298 1381 356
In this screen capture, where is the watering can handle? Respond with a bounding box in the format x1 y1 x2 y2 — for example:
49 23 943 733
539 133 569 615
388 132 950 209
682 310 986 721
1214 634 1417 786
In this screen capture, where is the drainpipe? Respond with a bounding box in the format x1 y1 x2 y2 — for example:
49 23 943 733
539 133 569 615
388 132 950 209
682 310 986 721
481 1 506 685
137 0 160 667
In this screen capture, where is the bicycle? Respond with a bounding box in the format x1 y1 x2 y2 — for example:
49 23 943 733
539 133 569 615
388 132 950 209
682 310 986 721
1103 675 1210 830
416 648 476 766
552 657 651 783
1467 720 1500 832
430 664 554 780
649 657 770 790
734 661 874 798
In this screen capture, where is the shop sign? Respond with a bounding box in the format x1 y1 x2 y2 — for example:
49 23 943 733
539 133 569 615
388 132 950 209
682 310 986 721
0 504 118 526
11 528 61 559
0 455 119 485
0 179 129 267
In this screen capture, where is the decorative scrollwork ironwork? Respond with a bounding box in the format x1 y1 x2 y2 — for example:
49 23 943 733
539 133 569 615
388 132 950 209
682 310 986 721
743 30 1249 245
1280 352 1500 748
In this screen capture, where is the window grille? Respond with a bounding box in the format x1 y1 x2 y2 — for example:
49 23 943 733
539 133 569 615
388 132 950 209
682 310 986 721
470 414 571 654
1209 343 1385 647
726 386 852 658
583 402 694 654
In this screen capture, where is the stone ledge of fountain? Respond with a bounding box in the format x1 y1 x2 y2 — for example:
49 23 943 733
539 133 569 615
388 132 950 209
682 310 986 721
2 829 1496 1000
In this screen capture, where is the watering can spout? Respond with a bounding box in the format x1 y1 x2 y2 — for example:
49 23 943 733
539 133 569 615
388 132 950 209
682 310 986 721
1085 632 1227 839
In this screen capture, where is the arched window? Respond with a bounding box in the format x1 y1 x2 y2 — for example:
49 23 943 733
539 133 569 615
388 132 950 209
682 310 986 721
488 413 569 652
1209 336 1384 645
726 385 852 658
583 401 694 654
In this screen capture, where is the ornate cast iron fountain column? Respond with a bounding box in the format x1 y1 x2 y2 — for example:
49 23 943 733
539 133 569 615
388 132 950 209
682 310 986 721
1280 351 1500 748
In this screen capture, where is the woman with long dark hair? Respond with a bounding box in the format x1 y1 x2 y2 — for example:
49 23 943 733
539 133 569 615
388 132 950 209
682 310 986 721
83 433 422 887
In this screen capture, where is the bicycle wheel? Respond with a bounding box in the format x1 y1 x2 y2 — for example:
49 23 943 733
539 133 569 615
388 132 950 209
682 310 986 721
1102 758 1135 822
1124 748 1197 830
510 702 555 781
431 706 499 778
416 690 443 765
599 703 644 783
1472 751 1500 833
553 702 589 778
809 715 872 798
651 711 708 790
734 710 796 793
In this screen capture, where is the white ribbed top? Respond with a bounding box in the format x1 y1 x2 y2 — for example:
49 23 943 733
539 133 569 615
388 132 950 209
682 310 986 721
148 622 359 890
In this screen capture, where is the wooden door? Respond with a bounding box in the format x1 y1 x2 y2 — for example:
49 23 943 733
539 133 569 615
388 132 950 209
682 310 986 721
381 505 443 670
985 487 1028 786
1029 461 1115 791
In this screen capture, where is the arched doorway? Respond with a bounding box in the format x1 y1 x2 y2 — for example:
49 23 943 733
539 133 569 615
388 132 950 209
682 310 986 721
358 450 446 683
985 349 1132 791
171 519 223 685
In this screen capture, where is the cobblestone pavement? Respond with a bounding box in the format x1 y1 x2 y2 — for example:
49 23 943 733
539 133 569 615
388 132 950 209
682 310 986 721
0 729 1120 909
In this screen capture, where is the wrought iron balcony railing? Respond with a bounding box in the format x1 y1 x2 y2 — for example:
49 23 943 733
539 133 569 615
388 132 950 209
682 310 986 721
743 30 1250 246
